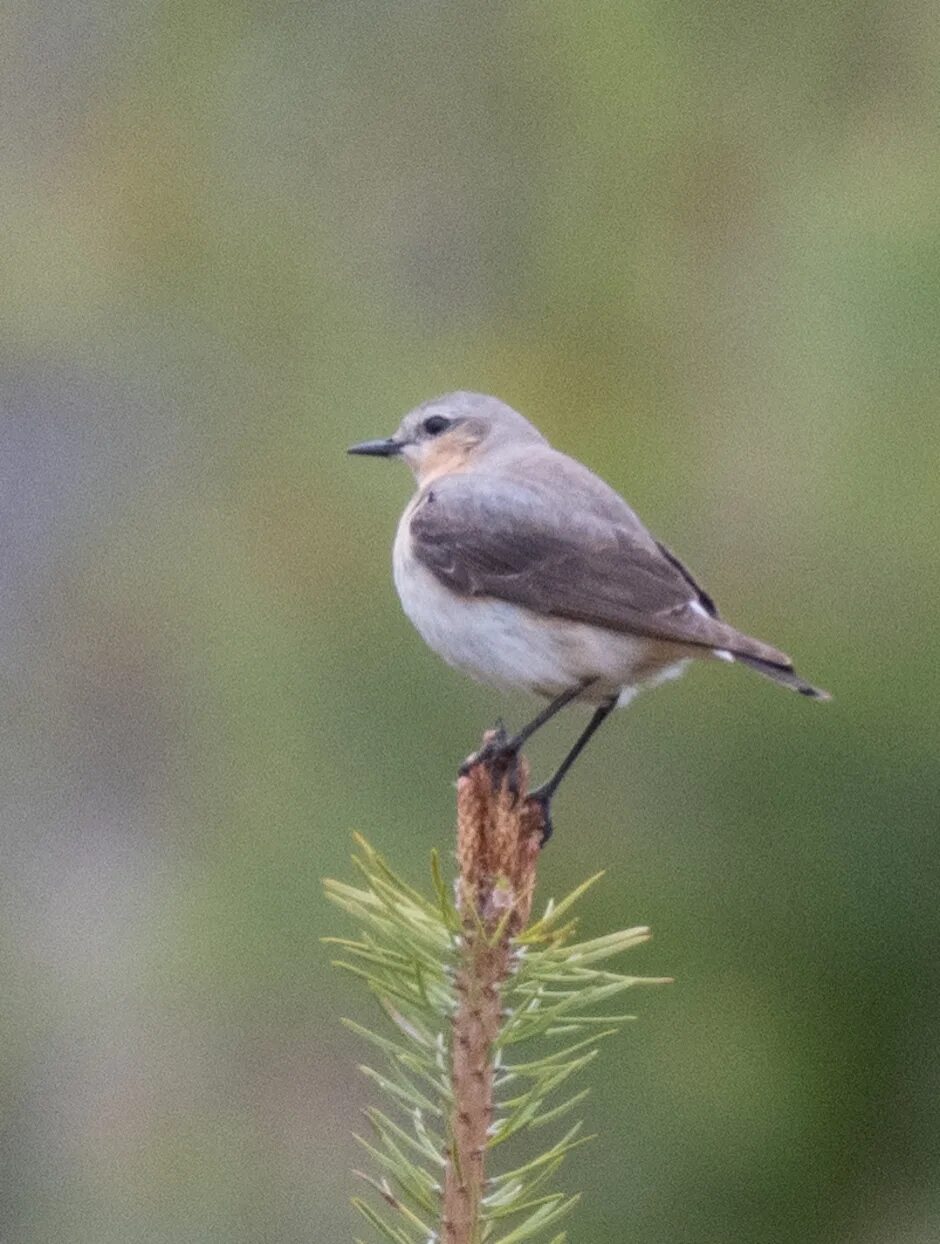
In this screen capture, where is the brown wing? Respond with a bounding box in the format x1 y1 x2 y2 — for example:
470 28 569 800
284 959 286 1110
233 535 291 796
409 475 790 663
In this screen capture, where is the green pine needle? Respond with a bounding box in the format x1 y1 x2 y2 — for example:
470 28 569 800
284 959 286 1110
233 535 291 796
325 836 666 1242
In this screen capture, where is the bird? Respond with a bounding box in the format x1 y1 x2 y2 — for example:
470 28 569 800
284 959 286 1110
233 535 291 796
349 391 829 841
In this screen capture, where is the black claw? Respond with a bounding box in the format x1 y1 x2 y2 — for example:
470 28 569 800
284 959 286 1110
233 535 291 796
486 741 520 794
458 725 518 782
504 752 521 802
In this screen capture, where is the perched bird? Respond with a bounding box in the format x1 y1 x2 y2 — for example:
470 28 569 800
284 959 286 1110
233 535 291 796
349 392 828 839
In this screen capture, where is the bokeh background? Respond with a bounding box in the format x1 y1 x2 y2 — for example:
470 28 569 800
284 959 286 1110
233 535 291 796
3 2 939 1241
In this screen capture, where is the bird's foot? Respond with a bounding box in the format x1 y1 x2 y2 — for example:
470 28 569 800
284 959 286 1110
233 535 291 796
525 785 555 847
459 721 521 795
458 721 507 774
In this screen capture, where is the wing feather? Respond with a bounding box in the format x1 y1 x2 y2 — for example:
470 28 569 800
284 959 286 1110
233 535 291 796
409 475 790 664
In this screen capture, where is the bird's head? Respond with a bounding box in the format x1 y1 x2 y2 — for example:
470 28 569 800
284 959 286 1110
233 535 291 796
347 392 547 486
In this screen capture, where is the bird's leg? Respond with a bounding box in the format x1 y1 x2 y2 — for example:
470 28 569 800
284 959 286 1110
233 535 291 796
458 683 591 783
527 697 618 844
511 683 592 750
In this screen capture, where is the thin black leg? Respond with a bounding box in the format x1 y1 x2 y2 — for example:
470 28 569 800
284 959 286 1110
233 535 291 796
459 682 592 777
511 683 591 749
529 697 618 843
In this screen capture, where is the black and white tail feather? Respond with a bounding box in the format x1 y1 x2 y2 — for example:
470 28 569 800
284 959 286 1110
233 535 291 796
733 653 830 699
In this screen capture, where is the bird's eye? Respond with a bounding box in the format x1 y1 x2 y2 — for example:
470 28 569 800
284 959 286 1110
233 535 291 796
422 415 450 436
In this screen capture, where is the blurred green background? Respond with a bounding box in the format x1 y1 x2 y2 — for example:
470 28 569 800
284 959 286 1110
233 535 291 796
3 2 938 1241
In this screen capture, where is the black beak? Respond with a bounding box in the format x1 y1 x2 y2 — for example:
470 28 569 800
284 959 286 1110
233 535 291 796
347 437 402 458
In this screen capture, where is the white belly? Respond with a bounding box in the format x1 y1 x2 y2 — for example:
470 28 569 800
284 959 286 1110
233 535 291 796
393 508 687 704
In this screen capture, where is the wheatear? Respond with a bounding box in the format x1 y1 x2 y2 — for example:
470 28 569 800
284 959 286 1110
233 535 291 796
350 392 828 839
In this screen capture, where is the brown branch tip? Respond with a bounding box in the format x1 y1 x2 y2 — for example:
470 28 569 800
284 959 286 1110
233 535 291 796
443 735 545 1244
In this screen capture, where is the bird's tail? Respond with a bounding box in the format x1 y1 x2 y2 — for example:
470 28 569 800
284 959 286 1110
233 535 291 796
708 625 830 700
687 614 830 700
732 650 831 700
